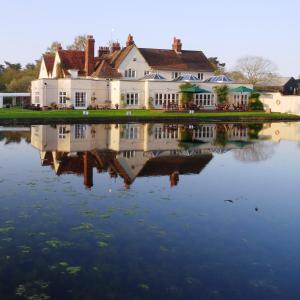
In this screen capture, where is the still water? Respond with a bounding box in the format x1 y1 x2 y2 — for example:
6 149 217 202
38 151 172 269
0 122 300 300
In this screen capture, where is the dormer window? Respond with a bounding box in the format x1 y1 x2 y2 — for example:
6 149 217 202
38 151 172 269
124 69 136 78
197 73 204 81
172 72 181 79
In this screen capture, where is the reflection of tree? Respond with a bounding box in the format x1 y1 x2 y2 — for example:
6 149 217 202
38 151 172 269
233 141 275 162
248 124 264 140
0 131 31 144
213 125 228 147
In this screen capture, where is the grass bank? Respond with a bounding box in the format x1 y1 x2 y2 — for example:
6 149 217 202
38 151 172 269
0 108 299 125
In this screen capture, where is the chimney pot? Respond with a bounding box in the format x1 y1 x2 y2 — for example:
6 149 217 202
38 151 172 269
111 42 121 53
172 37 182 54
126 34 134 47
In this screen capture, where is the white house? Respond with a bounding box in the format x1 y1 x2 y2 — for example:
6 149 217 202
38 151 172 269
31 35 253 110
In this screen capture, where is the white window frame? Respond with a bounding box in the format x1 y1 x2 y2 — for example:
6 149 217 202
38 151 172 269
172 72 181 79
74 124 87 139
126 93 139 106
74 92 87 109
197 73 204 81
34 92 40 104
59 91 67 105
58 126 67 139
124 68 136 78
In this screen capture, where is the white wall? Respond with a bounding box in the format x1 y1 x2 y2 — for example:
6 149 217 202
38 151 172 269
39 59 51 79
117 46 150 79
31 78 108 108
260 93 300 115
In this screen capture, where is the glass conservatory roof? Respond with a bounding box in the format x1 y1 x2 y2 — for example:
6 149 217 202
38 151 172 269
141 73 166 80
205 75 234 83
173 74 200 82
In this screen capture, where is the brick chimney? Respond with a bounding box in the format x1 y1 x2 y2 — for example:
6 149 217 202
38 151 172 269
85 35 95 76
98 46 110 58
111 42 121 53
172 37 182 54
126 34 134 47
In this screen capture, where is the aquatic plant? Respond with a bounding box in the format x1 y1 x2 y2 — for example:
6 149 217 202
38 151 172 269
71 223 94 232
138 284 150 290
0 226 15 234
66 266 81 275
97 241 109 248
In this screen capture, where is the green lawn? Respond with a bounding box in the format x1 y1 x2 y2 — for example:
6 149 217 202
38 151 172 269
0 108 298 121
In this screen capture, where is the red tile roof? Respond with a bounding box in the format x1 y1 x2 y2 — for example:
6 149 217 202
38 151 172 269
43 54 55 75
92 60 121 78
57 50 85 74
138 48 214 72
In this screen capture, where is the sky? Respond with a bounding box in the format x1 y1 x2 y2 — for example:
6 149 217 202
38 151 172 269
0 0 299 76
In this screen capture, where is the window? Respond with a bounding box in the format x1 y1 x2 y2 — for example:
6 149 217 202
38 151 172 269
75 92 86 108
154 93 179 107
126 93 139 106
194 93 213 106
172 72 181 79
122 126 139 139
58 126 67 139
34 92 40 104
122 151 136 158
74 124 87 139
194 126 214 139
197 73 204 80
154 127 178 140
59 91 67 104
124 69 136 78
144 70 150 76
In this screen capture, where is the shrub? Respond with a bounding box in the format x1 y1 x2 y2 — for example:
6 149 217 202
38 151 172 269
249 92 264 111
50 102 57 109
148 97 154 109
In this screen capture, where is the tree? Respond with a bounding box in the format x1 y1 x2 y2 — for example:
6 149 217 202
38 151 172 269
7 76 33 92
67 35 87 51
179 83 194 107
208 57 226 75
4 61 22 71
213 85 229 103
47 41 62 53
226 71 246 83
0 60 40 92
234 56 277 86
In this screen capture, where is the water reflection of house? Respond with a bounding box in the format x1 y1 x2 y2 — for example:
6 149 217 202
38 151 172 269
259 122 300 143
31 123 251 188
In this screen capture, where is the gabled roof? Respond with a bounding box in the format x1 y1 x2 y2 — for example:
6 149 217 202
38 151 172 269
113 44 135 68
138 48 214 72
57 50 85 74
92 60 121 78
137 154 213 177
256 77 294 87
43 54 55 75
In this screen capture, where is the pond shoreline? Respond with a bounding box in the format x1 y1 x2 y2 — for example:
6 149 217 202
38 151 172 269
1 115 300 125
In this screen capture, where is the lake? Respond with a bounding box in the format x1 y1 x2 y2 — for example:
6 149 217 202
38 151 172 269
1 122 300 300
